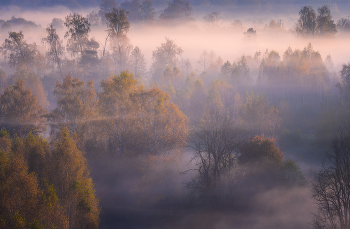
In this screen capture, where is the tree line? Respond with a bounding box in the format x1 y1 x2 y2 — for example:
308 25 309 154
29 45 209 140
1 2 350 228
1 0 350 9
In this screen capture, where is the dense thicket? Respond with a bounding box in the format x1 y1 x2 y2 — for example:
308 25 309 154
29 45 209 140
0 128 99 229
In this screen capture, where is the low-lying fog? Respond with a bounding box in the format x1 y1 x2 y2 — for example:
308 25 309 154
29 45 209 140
1 4 349 72
0 2 349 229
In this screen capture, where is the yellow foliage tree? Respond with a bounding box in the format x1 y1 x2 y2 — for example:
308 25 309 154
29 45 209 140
98 71 188 156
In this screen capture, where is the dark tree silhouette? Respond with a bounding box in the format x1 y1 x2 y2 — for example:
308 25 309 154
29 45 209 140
159 0 192 21
140 0 156 21
105 7 130 37
313 127 350 229
99 0 119 23
186 111 242 203
337 18 350 32
296 5 336 36
316 5 337 36
337 63 350 105
295 5 317 36
64 13 91 57
121 0 142 21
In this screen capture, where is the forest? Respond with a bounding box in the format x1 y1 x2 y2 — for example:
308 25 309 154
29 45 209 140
1 0 350 228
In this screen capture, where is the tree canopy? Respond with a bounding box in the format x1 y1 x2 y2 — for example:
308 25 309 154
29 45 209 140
152 38 183 79
296 5 336 36
105 7 130 37
159 0 192 21
0 80 46 136
64 13 91 56
0 128 99 229
0 31 39 70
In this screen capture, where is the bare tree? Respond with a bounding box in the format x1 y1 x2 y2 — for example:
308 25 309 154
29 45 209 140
312 127 350 229
185 111 244 203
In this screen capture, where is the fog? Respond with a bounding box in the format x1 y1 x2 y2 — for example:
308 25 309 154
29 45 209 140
91 149 316 228
1 5 350 71
126 22 350 70
0 2 349 229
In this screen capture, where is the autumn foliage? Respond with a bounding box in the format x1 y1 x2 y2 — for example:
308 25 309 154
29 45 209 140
0 128 99 229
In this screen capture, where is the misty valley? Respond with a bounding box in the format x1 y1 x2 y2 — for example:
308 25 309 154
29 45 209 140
1 0 350 228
